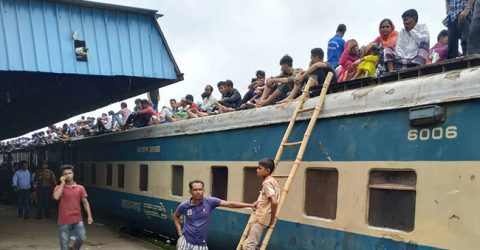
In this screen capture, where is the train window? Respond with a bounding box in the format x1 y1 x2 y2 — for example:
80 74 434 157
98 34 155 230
139 164 148 192
106 164 113 186
368 170 416 231
211 166 228 200
172 165 184 196
90 164 96 185
305 168 338 219
243 167 263 203
117 164 125 188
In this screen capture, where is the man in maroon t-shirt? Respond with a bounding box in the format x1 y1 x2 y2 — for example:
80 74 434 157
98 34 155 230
53 165 93 250
123 99 157 129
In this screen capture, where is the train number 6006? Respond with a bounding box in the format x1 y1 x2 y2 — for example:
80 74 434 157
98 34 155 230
407 126 458 141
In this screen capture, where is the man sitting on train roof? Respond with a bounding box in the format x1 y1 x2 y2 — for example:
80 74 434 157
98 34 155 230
255 55 298 107
199 85 217 113
182 94 198 119
153 98 178 122
133 98 143 112
111 102 131 130
170 97 190 120
240 70 266 106
122 99 156 129
93 114 110 135
76 116 86 126
187 85 217 118
67 124 77 138
169 98 179 113
384 9 430 72
155 104 177 123
215 80 242 113
280 48 336 103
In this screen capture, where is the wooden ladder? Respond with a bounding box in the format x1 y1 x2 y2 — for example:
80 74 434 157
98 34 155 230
236 72 334 250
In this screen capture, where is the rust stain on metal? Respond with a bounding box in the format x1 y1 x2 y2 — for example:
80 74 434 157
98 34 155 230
384 88 395 95
445 71 461 80
351 87 373 99
449 214 460 220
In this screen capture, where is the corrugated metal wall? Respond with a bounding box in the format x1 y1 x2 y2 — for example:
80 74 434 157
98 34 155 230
0 0 177 79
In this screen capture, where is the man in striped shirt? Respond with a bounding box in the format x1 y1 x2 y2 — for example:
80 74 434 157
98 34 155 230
444 0 474 58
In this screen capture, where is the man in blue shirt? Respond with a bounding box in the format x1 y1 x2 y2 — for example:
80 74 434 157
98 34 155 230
173 180 256 249
12 160 31 219
327 24 347 69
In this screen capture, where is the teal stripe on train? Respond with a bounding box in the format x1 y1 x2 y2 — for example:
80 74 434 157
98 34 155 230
87 187 441 250
77 101 479 162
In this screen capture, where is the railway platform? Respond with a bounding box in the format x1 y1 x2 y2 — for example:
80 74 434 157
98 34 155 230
0 204 162 250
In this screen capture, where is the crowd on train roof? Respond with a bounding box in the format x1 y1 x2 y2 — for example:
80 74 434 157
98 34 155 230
2 5 480 152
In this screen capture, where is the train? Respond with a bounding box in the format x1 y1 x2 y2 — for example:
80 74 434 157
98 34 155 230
5 56 480 249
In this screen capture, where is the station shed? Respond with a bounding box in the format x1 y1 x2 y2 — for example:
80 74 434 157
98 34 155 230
0 0 183 140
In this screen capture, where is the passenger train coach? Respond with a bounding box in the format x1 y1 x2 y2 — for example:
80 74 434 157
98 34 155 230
10 57 480 249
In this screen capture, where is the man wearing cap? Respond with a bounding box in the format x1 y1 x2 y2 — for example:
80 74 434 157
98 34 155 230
33 161 56 219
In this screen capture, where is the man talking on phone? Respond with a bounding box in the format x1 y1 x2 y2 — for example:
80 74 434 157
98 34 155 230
53 165 93 250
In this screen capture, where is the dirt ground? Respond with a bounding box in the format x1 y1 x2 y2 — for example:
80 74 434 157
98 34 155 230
0 204 163 250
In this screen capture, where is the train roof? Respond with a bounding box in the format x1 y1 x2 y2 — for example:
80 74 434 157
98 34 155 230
66 56 480 146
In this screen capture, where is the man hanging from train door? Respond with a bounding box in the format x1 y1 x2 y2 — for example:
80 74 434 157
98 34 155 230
173 180 256 250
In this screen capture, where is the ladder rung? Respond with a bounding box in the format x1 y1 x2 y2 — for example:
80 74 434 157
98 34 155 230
272 175 289 178
298 107 315 113
283 141 302 147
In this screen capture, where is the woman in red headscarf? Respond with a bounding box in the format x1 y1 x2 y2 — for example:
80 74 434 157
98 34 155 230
338 39 360 82
364 19 399 75
373 19 398 48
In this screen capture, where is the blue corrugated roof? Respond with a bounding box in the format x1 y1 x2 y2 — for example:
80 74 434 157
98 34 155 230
0 0 180 79
0 0 183 140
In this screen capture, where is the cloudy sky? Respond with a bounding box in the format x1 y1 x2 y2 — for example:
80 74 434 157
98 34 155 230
7 0 447 140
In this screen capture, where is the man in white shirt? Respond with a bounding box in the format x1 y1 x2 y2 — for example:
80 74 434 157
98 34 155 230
384 9 430 72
